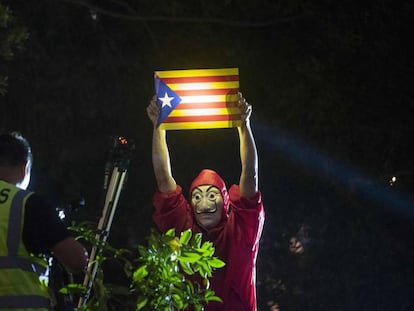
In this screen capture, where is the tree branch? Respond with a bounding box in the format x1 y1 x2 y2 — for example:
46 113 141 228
59 0 311 28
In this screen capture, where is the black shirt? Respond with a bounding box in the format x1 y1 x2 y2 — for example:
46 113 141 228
22 193 71 255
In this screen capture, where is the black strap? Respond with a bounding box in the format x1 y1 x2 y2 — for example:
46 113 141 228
7 189 31 256
0 295 49 309
0 256 35 271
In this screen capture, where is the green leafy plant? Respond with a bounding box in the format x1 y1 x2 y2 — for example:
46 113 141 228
0 4 29 95
132 228 225 311
60 224 225 311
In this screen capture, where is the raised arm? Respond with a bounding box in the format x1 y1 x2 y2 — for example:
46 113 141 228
147 95 177 193
237 92 259 198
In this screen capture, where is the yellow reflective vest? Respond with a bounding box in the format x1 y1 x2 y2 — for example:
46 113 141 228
0 180 50 310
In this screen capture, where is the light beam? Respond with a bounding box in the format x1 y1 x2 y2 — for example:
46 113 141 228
254 123 414 219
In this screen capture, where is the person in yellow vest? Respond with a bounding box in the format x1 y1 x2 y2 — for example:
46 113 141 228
0 132 88 310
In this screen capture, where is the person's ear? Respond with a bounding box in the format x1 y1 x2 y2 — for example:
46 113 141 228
17 160 31 190
20 161 28 179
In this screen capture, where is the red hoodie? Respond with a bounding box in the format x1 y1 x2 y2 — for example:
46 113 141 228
152 170 264 311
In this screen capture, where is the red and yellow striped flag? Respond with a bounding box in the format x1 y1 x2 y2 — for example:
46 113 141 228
154 68 241 130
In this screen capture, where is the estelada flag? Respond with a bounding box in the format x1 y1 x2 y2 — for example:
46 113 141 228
154 68 241 130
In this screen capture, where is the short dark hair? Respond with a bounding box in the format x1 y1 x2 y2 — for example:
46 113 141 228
0 132 33 167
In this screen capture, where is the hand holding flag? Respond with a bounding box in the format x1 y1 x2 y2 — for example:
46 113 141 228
147 95 161 127
238 92 252 124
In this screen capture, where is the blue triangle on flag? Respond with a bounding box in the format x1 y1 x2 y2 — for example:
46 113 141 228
155 76 182 126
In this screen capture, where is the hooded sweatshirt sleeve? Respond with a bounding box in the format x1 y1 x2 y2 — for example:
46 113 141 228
152 185 194 233
228 184 265 247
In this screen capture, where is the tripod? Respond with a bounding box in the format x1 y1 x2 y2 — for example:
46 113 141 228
77 136 135 308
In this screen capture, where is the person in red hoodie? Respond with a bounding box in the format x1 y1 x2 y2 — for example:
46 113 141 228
146 92 265 311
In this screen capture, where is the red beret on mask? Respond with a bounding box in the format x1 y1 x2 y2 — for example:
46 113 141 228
189 169 230 216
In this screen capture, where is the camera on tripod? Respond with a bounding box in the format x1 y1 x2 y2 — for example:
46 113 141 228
107 136 135 167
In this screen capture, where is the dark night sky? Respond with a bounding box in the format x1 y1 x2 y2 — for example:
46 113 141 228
1 1 414 310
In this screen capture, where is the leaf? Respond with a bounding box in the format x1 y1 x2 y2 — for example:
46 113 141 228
59 283 85 295
200 241 215 256
136 296 148 310
179 260 194 275
208 258 226 268
198 261 212 277
184 280 194 295
137 245 148 257
165 228 176 237
205 295 223 302
133 265 148 283
172 293 184 308
192 233 202 248
179 229 192 245
178 252 202 263
194 303 203 311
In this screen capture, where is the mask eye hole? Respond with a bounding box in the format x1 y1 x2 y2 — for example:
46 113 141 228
192 193 202 202
208 192 218 201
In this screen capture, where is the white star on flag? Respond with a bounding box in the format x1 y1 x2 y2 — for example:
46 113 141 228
159 92 174 108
